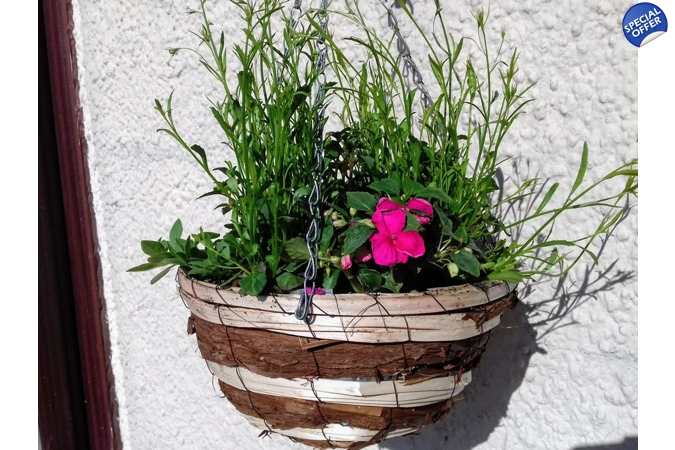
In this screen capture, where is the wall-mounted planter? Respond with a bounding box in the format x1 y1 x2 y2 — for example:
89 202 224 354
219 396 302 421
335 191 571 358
179 269 518 448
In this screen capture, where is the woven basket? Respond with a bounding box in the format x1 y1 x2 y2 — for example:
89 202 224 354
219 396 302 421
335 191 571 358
178 269 518 448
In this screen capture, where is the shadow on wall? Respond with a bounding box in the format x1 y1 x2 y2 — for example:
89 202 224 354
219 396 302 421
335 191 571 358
380 258 634 450
572 437 638 449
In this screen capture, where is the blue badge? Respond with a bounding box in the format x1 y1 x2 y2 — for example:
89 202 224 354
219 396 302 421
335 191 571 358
623 3 668 47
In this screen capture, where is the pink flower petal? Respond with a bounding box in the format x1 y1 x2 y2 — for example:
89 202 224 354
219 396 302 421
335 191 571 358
306 287 326 295
396 251 409 264
340 255 353 270
394 230 425 258
376 198 404 212
371 209 391 234
415 215 431 225
369 233 399 267
380 209 407 234
407 198 433 218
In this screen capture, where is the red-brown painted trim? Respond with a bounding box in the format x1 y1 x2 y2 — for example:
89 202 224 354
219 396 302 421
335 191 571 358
39 4 90 447
41 1 119 448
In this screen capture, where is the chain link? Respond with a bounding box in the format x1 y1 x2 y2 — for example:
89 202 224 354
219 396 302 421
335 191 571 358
278 0 304 83
295 0 330 323
377 0 433 110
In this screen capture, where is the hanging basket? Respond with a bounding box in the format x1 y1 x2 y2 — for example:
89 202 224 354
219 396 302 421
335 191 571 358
178 269 518 448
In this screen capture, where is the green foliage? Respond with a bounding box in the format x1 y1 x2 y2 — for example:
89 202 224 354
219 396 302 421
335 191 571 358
131 0 638 296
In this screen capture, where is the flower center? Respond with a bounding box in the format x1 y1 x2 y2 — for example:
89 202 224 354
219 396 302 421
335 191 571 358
390 234 397 241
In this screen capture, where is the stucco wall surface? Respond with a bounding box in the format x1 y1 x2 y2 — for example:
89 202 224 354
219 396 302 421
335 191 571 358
71 0 638 449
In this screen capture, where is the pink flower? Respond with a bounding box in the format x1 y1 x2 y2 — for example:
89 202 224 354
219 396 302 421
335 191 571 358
354 246 372 263
376 198 434 225
369 209 425 266
340 255 353 270
305 287 326 295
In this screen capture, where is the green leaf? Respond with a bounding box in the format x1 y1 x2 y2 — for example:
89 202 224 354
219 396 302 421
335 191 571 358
141 240 165 256
428 56 445 87
293 186 312 202
382 271 402 293
453 38 464 63
603 169 638 180
347 192 377 212
357 269 382 291
150 265 175 285
584 248 599 265
239 272 267 296
487 271 523 284
254 261 267 273
281 237 310 262
197 189 224 200
187 267 215 276
127 262 164 272
323 269 340 290
455 226 468 243
342 223 374 255
416 187 453 204
290 84 311 114
570 142 588 196
531 240 575 249
191 144 207 166
467 240 485 258
436 210 455 237
320 217 334 251
368 178 401 196
277 216 298 233
542 249 560 272
283 261 303 272
169 219 183 242
360 155 375 168
450 250 481 277
184 235 193 256
403 212 421 232
276 272 304 291
227 176 238 193
402 178 424 196
211 106 229 133
535 182 559 215
146 252 173 264
604 209 626 230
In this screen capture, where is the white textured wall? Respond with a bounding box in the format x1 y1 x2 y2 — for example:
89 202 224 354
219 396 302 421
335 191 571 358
72 0 638 449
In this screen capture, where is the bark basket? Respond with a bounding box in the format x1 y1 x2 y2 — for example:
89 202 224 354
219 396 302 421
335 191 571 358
178 269 518 449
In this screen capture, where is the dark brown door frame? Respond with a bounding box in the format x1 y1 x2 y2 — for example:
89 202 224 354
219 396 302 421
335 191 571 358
39 1 119 448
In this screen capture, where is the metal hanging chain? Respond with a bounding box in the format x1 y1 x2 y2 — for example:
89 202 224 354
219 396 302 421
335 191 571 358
377 0 434 110
288 0 304 30
277 0 304 83
295 0 330 323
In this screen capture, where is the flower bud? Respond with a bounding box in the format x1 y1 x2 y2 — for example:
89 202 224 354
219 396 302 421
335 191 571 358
340 255 353 270
349 207 357 216
447 262 459 278
329 256 341 266
332 219 347 228
360 219 375 228
355 246 372 263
